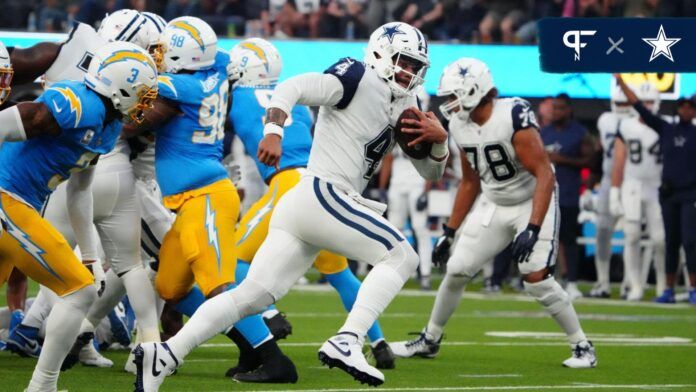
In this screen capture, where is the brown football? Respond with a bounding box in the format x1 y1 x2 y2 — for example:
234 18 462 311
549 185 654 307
394 108 432 160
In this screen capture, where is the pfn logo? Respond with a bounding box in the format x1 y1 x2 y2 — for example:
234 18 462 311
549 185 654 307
563 30 596 61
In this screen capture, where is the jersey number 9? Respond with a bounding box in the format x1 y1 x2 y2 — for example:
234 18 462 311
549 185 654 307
193 80 229 144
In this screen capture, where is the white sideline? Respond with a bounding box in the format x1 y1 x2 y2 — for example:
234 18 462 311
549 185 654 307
200 341 696 348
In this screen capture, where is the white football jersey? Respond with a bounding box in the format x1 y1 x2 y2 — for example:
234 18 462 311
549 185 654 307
618 117 662 188
44 23 104 87
596 111 622 180
390 146 425 189
307 58 417 193
449 98 538 206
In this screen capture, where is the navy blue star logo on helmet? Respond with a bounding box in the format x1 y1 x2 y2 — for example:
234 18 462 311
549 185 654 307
380 24 406 44
458 66 469 77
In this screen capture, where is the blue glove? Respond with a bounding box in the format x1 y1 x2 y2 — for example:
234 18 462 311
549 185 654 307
432 224 456 267
511 224 540 264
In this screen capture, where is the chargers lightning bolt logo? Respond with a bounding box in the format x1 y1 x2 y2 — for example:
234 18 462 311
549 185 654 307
205 196 221 271
51 87 82 128
237 185 277 245
3 211 63 282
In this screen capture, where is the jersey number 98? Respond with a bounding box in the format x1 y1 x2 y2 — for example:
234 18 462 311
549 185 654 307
193 80 229 144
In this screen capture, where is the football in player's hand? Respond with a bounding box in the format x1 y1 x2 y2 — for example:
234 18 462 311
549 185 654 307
394 108 432 160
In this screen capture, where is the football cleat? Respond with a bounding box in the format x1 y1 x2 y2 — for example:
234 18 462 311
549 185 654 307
389 330 441 359
6 324 42 358
133 342 180 392
625 287 644 302
224 327 261 378
79 340 114 368
370 340 396 369
420 276 432 291
654 288 676 304
9 309 25 334
562 341 597 368
565 284 583 301
586 283 610 299
108 302 134 347
61 332 94 371
263 312 292 340
318 332 384 386
232 353 298 383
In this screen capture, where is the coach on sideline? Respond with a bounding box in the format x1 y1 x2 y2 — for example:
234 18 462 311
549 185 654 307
615 74 696 304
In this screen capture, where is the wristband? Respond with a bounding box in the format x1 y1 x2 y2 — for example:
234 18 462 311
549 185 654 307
263 122 284 138
526 223 541 235
429 141 449 160
442 223 456 238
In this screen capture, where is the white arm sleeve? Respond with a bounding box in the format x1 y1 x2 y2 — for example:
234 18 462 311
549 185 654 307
268 73 344 115
0 106 27 148
67 165 99 261
408 143 449 181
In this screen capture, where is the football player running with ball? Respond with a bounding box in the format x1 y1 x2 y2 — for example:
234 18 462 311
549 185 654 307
135 22 448 390
390 58 597 369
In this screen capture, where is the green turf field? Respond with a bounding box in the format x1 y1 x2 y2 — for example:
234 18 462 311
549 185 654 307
2 282 696 391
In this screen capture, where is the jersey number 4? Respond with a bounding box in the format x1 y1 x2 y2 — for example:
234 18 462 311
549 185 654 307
364 126 394 180
627 139 662 164
463 143 517 182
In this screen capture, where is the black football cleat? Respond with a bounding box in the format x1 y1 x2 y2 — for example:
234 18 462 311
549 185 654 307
232 353 298 384
263 312 292 340
371 340 396 369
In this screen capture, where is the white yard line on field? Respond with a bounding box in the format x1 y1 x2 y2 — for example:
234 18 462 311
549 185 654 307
213 383 695 392
458 374 522 378
200 341 696 349
291 285 695 309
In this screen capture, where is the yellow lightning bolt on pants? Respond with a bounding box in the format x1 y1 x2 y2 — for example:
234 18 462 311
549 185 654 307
156 179 239 301
0 193 93 296
236 169 348 275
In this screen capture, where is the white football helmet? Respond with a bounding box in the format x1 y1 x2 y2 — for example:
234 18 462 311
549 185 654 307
0 41 13 105
141 12 167 72
364 22 429 98
84 41 158 124
98 9 153 50
610 85 635 118
228 38 282 86
437 57 494 121
160 16 217 73
635 81 660 114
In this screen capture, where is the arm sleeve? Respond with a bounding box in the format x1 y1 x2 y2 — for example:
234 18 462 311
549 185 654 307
633 102 668 134
407 152 448 181
511 99 539 132
66 166 99 260
268 72 344 114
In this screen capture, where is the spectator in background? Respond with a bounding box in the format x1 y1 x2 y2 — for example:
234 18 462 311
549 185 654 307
273 0 322 37
541 93 595 301
39 0 69 32
364 0 404 33
396 0 443 37
622 0 680 17
319 0 368 39
75 0 113 27
563 0 609 17
536 96 554 128
165 0 196 21
515 0 563 43
243 0 272 37
440 0 486 42
478 0 526 43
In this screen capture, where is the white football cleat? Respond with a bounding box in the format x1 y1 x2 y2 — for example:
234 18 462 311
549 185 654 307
79 340 113 367
626 287 644 302
133 342 180 392
390 330 441 358
563 341 597 368
565 283 583 302
318 332 384 386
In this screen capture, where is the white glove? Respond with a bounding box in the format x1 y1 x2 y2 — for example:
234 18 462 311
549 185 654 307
225 163 242 188
609 186 623 217
84 259 106 297
580 189 595 212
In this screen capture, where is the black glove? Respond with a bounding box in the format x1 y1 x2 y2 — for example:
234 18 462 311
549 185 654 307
511 224 540 264
416 192 428 211
432 224 456 267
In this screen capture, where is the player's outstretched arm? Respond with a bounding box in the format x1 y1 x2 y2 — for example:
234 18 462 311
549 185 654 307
258 72 345 168
8 43 61 85
513 127 555 228
122 97 179 136
0 102 61 148
614 74 667 133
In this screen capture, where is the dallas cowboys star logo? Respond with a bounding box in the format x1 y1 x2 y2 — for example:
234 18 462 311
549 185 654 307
642 25 681 62
458 66 469 77
380 24 406 44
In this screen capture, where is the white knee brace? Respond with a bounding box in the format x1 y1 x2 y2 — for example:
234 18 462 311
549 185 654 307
524 278 569 316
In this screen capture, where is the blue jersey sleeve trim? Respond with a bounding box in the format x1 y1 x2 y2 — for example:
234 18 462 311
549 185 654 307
511 98 539 132
323 58 365 110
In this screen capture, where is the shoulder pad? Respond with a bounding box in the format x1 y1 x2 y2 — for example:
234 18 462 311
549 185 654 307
511 98 538 132
42 82 89 129
323 57 365 109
